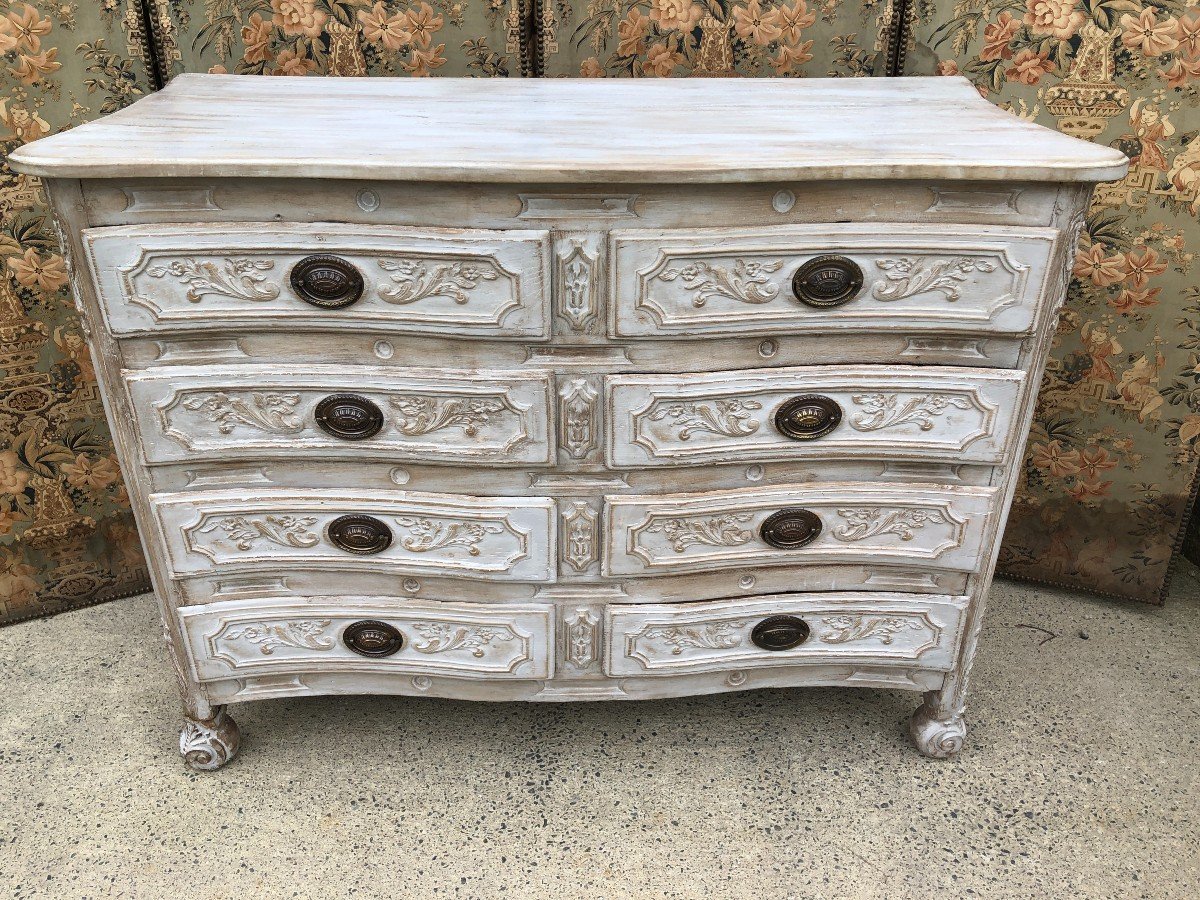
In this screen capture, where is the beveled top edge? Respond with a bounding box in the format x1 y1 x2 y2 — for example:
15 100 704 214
10 75 1130 184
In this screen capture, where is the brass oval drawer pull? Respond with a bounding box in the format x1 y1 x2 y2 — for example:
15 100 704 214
791 255 863 308
343 620 404 657
774 395 842 440
315 393 384 441
290 254 365 309
327 514 392 554
759 508 822 549
750 615 810 651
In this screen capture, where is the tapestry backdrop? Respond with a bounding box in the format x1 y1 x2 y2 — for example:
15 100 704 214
903 0 1200 602
3 0 1197 626
0 1 153 626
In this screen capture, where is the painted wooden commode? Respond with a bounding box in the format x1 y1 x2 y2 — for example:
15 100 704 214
11 76 1127 769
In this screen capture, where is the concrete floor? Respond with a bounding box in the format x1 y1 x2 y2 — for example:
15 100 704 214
1 570 1198 900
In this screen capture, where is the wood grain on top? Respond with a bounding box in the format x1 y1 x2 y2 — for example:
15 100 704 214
10 75 1128 183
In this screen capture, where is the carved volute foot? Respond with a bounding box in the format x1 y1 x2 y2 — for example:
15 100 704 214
909 704 967 759
179 707 240 771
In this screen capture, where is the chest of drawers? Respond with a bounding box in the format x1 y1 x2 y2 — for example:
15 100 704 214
11 76 1127 770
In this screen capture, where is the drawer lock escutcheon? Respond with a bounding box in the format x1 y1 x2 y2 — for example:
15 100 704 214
791 256 863 308
759 508 822 549
774 395 842 440
343 620 404 657
750 615 811 651
315 393 384 441
327 514 393 555
290 254 365 309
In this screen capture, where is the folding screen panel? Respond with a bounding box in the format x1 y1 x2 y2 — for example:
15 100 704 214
903 0 1200 602
0 1 155 626
145 0 531 77
537 0 895 76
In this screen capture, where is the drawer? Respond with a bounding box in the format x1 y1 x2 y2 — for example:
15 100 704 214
84 223 551 338
153 489 556 582
607 364 1025 467
127 364 553 466
179 596 553 682
610 223 1057 338
604 483 998 577
605 592 966 676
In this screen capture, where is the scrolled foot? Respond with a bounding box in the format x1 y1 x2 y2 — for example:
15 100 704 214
909 704 967 759
179 707 240 771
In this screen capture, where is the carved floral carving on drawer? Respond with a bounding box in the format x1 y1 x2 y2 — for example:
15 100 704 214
187 600 553 681
605 594 964 676
127 366 554 465
608 366 1024 466
160 491 555 581
605 485 996 576
83 224 552 338
610 225 1056 337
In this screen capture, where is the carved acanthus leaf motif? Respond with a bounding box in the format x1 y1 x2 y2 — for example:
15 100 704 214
376 258 498 305
559 378 599 460
642 621 748 655
647 513 754 553
389 395 507 437
222 620 335 655
648 399 762 440
659 259 783 307
395 516 503 555
146 257 279 303
849 393 972 432
200 515 320 551
872 256 997 302
561 501 598 573
411 622 514 657
818 615 923 645
832 507 950 542
182 391 303 435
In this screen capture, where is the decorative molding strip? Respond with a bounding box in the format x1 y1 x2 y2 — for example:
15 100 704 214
517 194 638 218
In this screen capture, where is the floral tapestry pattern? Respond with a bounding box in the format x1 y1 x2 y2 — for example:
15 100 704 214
540 0 893 76
148 0 526 77
0 0 153 626
906 0 1200 602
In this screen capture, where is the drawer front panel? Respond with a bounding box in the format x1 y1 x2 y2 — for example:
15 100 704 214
84 223 551 338
607 365 1025 467
180 596 553 681
611 223 1056 337
605 593 966 676
154 489 556 582
604 483 998 577
127 365 554 465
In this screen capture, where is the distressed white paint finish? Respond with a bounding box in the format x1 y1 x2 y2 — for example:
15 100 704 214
604 483 999 577
16 78 1123 764
8 76 1128 183
605 593 967 676
606 365 1026 467
611 223 1057 337
179 596 554 681
126 364 554 465
152 489 556 582
84 223 552 338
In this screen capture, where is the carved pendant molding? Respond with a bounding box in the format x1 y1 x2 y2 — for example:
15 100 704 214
564 609 599 669
556 239 600 332
558 378 599 460
560 501 599 573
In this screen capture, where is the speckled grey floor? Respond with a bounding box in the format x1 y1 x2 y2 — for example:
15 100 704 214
2 568 1198 900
